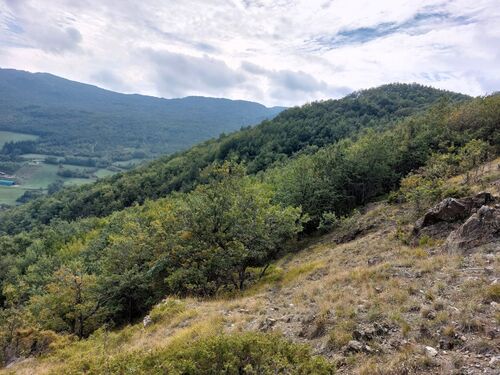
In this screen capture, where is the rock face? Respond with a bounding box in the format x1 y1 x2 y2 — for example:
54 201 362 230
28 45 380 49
445 205 500 253
413 192 499 252
415 192 496 232
415 198 469 229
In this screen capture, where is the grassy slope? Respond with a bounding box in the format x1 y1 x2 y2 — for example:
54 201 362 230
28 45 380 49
6 158 499 375
0 187 28 205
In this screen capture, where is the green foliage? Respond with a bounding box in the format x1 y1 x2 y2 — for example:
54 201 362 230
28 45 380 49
163 162 303 295
458 139 491 183
15 189 45 204
446 94 500 150
0 162 302 359
400 173 444 214
0 85 499 368
0 69 282 160
318 212 339 233
0 83 467 234
1 140 37 156
60 332 335 375
400 139 490 213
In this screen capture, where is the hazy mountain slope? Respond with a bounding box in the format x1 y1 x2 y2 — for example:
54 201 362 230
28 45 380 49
0 68 284 157
0 83 469 234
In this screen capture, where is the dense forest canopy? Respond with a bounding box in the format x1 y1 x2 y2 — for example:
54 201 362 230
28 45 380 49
0 83 469 234
0 68 284 160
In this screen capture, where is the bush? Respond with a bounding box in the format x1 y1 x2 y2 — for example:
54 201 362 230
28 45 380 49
318 211 339 233
63 333 335 374
149 299 186 324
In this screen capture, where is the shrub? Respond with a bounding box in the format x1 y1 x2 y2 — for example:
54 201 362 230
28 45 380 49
318 211 339 233
62 332 335 374
149 299 186 324
484 284 500 303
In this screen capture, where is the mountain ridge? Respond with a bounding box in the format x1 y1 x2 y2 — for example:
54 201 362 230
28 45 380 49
0 83 470 234
0 68 284 158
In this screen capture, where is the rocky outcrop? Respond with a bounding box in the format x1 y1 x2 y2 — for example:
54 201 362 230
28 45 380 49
413 192 497 241
143 315 152 327
415 198 469 230
445 205 500 254
414 192 496 233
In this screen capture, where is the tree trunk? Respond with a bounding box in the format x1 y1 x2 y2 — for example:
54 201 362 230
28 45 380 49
238 267 246 290
259 264 270 279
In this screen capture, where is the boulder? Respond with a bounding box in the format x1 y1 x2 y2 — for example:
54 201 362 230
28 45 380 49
344 336 377 354
424 346 438 357
459 191 496 212
143 315 152 328
415 198 468 230
414 192 497 237
445 205 500 254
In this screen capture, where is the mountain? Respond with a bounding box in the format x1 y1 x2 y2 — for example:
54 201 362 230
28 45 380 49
0 68 284 158
0 83 470 234
1 87 499 373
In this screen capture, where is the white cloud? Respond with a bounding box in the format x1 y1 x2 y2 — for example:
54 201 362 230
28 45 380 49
0 0 499 105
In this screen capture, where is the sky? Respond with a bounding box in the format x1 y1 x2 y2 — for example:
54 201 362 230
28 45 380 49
0 0 499 106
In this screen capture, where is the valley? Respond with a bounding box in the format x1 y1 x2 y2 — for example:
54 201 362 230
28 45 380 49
0 69 283 206
1 1 499 373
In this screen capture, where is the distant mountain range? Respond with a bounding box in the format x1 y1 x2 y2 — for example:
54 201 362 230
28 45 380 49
0 68 285 159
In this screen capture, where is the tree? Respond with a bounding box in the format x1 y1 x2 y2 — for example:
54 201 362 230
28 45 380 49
28 263 103 338
458 139 490 183
164 162 302 295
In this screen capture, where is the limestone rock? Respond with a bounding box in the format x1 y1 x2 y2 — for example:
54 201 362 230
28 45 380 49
425 346 438 357
345 340 364 353
143 315 152 327
445 205 500 253
415 192 496 231
415 198 468 230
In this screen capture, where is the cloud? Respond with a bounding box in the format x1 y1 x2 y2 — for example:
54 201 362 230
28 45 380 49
0 0 498 106
0 1 83 54
242 61 351 101
311 10 476 49
144 50 245 97
241 61 268 75
90 69 129 92
30 26 82 53
270 69 327 93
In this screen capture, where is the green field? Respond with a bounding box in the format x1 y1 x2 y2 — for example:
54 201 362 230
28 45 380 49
0 148 143 205
0 131 39 148
112 158 147 168
16 163 110 189
0 186 29 205
0 162 121 205
95 169 116 178
19 153 55 160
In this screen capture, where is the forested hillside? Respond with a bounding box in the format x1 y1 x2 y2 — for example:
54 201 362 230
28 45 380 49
0 84 469 234
0 68 283 159
1 85 499 370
